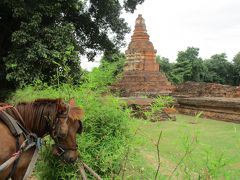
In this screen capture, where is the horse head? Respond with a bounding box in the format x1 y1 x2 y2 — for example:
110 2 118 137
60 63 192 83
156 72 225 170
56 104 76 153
51 98 84 163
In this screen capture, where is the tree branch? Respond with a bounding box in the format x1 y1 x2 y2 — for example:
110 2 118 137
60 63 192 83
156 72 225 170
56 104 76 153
79 163 88 180
154 131 162 180
83 162 103 180
121 127 140 179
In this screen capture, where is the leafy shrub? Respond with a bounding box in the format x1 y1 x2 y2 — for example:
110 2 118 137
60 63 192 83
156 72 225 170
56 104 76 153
144 96 174 120
80 58 125 94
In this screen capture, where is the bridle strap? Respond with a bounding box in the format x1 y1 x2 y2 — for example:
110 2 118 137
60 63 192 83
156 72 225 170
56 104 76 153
58 143 77 151
5 135 20 179
0 105 13 111
54 144 78 157
56 105 70 124
52 103 70 138
22 147 40 180
0 104 27 133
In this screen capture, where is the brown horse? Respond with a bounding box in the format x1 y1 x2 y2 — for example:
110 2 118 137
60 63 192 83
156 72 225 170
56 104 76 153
0 98 84 180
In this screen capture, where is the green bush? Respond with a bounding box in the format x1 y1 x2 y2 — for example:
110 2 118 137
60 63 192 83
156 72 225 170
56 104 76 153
144 96 174 120
8 60 131 179
77 92 130 178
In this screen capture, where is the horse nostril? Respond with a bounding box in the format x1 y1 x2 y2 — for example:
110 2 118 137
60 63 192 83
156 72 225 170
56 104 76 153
68 157 76 163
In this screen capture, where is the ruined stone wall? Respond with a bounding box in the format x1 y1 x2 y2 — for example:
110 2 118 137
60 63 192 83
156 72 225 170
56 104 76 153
173 81 240 98
173 82 240 123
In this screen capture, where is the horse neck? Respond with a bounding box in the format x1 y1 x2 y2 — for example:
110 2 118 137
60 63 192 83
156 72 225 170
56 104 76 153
14 103 51 137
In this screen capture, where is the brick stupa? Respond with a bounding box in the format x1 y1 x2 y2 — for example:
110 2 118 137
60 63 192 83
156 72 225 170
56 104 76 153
113 14 173 97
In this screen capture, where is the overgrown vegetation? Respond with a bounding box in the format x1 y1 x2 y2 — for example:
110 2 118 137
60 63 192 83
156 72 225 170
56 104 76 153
6 54 240 179
2 40 238 179
8 60 130 179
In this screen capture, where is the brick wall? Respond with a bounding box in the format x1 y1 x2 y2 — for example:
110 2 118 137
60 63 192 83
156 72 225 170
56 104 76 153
173 82 240 98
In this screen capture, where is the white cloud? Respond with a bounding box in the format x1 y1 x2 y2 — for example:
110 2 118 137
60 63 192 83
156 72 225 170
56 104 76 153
122 0 240 61
81 55 101 71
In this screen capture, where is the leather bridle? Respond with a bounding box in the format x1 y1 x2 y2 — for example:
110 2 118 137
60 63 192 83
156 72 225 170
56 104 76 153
51 104 78 157
53 144 78 157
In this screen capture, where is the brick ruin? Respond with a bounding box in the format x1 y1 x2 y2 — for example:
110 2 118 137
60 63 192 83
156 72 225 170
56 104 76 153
173 82 240 123
112 14 173 97
112 15 240 123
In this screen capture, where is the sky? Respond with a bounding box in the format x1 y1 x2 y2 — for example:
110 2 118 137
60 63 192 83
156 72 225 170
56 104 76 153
81 0 240 70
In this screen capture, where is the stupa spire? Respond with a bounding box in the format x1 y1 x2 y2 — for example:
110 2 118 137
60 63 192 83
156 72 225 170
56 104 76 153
125 14 157 71
132 14 148 41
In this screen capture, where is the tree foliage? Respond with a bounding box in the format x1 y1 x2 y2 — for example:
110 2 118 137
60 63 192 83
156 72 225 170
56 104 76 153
156 55 175 83
0 0 144 87
174 47 204 83
157 47 239 86
203 53 233 85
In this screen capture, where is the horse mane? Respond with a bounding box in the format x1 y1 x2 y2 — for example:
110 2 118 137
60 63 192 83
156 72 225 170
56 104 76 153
34 98 84 121
14 98 67 136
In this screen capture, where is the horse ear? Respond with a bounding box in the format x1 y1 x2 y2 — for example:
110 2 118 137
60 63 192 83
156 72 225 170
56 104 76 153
69 98 76 106
69 107 84 120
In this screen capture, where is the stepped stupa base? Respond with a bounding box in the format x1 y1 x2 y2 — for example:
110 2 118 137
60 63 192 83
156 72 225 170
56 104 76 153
113 71 173 97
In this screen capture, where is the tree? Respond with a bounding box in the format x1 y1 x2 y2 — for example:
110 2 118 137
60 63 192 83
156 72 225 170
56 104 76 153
101 53 126 76
172 47 204 84
203 53 233 85
156 55 176 83
0 0 145 87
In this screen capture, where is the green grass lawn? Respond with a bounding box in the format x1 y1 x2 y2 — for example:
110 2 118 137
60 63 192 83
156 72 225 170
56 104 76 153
123 114 240 179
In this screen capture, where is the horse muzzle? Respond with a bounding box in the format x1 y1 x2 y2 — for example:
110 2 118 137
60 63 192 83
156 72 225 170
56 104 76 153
52 144 78 163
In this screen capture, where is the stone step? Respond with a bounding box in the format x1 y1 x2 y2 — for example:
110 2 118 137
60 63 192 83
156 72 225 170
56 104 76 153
122 75 169 82
127 90 172 95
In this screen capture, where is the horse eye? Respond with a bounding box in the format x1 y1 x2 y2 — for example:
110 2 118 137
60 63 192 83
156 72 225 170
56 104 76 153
58 133 68 139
